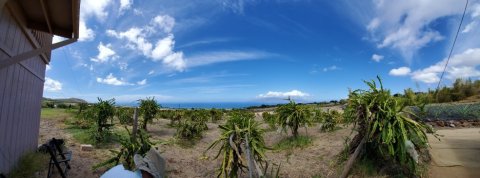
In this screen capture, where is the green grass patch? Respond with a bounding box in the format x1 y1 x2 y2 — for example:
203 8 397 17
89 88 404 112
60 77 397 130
274 135 313 150
40 108 75 120
7 151 49 178
65 126 94 144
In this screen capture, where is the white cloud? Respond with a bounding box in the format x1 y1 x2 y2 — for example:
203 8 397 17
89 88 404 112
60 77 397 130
148 70 154 75
258 90 310 99
91 42 117 63
137 79 147 85
46 65 51 71
371 54 384 62
77 0 113 41
323 65 339 72
81 0 112 20
107 15 186 71
120 0 133 11
163 52 186 71
366 0 467 62
411 48 480 83
107 28 153 56
78 20 95 41
152 15 175 33
151 35 175 60
389 67 411 76
44 77 62 91
96 73 132 86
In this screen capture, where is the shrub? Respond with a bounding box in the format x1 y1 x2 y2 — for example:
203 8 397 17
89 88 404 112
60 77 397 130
206 111 268 177
78 102 88 114
343 76 434 176
93 127 154 170
117 107 134 125
139 97 160 131
210 108 223 122
57 103 68 109
320 109 342 132
276 99 312 137
262 112 277 130
176 118 207 140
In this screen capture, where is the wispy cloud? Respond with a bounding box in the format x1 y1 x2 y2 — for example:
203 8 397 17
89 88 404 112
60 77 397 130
178 38 232 48
186 51 275 68
363 0 469 63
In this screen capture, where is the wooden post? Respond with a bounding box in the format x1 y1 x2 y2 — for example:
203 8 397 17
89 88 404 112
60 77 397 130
132 107 138 140
340 137 366 178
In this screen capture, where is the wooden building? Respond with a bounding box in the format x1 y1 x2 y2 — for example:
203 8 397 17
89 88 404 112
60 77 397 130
0 0 79 175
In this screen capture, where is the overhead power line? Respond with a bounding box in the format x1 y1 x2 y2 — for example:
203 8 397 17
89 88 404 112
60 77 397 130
436 0 469 92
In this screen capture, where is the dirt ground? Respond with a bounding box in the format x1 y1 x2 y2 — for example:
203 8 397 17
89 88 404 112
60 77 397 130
428 128 480 178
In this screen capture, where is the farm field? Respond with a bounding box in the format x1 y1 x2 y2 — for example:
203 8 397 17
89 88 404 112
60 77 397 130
37 107 480 178
38 108 353 177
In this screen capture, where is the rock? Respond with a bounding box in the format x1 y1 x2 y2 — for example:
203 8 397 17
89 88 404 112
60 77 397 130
81 144 93 151
449 123 455 128
437 121 445 127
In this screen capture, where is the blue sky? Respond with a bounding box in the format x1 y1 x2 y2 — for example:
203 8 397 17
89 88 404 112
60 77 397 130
43 0 480 104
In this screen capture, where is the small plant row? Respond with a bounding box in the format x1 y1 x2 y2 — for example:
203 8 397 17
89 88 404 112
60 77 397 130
409 102 480 121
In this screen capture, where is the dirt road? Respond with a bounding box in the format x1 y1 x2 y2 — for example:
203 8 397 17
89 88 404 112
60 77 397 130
428 128 480 178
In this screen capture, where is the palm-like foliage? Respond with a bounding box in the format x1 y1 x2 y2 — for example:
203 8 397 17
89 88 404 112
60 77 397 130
276 99 312 137
343 76 433 175
93 127 154 170
139 97 160 131
206 111 267 178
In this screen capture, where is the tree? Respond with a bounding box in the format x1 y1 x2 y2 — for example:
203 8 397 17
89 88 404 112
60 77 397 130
276 99 312 138
92 98 116 142
78 102 88 114
139 97 160 131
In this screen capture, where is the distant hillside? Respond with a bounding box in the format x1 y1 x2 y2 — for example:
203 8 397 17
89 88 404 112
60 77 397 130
42 97 87 104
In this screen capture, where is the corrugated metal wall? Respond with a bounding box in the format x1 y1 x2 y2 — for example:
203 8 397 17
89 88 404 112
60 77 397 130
0 6 51 174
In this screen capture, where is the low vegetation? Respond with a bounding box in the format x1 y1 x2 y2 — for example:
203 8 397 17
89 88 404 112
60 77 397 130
7 151 49 178
274 135 312 150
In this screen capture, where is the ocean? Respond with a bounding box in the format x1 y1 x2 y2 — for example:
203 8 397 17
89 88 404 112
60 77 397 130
117 102 285 109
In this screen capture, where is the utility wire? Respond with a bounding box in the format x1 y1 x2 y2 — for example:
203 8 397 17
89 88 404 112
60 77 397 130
435 0 469 94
